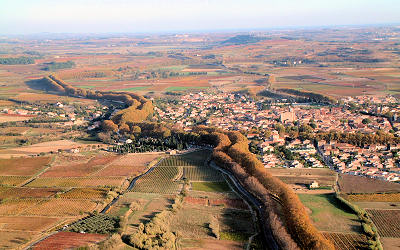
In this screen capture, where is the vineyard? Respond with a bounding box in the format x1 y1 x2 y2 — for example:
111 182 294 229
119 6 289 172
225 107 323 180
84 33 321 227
366 209 400 237
183 166 224 182
343 193 400 202
0 216 60 231
0 176 31 186
22 199 99 216
322 232 368 250
59 188 109 200
0 156 51 176
158 150 210 167
130 166 182 194
26 176 126 188
67 214 120 234
0 187 61 199
41 155 119 177
32 231 107 250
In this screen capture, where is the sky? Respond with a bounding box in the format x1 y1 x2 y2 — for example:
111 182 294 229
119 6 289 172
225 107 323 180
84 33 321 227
0 0 399 34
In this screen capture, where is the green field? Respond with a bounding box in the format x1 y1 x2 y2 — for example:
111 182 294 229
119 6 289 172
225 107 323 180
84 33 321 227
77 85 96 89
165 86 209 91
191 181 230 192
298 193 362 233
117 87 150 92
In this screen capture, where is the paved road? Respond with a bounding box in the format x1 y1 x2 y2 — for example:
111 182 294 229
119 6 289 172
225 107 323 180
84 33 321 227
210 161 280 250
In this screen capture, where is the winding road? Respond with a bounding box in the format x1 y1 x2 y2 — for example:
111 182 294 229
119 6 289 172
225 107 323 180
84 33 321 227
209 161 280 250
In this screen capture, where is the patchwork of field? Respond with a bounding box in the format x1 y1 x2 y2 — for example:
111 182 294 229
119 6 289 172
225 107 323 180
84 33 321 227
0 150 159 249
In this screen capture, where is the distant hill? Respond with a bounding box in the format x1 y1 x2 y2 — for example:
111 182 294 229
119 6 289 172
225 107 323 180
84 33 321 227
221 35 266 45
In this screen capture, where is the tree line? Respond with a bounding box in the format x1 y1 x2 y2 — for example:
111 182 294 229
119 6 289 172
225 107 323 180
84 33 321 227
0 57 35 65
39 75 154 131
193 125 334 250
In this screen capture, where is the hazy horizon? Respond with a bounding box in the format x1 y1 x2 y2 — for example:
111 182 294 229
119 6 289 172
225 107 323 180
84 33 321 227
1 0 400 35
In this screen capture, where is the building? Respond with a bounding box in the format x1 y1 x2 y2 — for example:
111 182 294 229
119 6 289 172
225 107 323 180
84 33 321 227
280 111 296 123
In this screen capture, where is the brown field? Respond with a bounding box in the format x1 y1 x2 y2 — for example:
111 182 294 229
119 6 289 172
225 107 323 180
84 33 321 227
109 153 162 167
59 188 109 200
0 156 51 176
0 198 43 215
366 209 400 237
0 231 36 249
93 153 161 177
93 164 147 177
2 140 83 155
0 114 34 123
0 126 29 134
184 196 248 210
338 174 400 194
0 176 31 186
343 193 400 202
0 187 61 199
0 216 60 231
13 92 97 104
381 237 400 250
268 168 336 186
26 176 127 188
22 199 100 216
180 238 244 250
322 232 368 250
353 202 400 210
41 154 119 177
32 231 107 250
0 100 16 106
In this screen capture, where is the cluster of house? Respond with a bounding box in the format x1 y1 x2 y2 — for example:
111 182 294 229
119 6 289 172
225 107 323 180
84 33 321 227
318 140 400 182
1 102 106 129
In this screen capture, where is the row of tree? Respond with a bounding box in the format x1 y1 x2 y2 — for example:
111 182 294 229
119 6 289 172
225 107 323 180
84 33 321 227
39 75 154 130
109 136 192 153
193 125 334 250
0 57 35 65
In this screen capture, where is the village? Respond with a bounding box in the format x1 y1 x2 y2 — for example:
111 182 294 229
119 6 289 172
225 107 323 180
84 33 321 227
155 92 400 182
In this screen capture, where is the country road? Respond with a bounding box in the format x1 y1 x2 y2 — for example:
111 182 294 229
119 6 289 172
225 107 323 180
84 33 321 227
209 161 280 250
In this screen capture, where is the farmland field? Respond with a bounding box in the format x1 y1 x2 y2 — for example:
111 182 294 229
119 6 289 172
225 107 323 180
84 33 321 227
41 154 119 177
343 193 400 202
366 209 400 237
32 231 107 250
0 156 51 175
338 174 400 194
0 175 31 186
21 199 100 216
131 166 182 194
0 216 60 231
298 193 362 233
191 181 230 192
322 232 368 250
26 176 127 188
268 168 336 187
58 188 109 200
0 231 36 249
183 165 224 182
0 187 61 199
